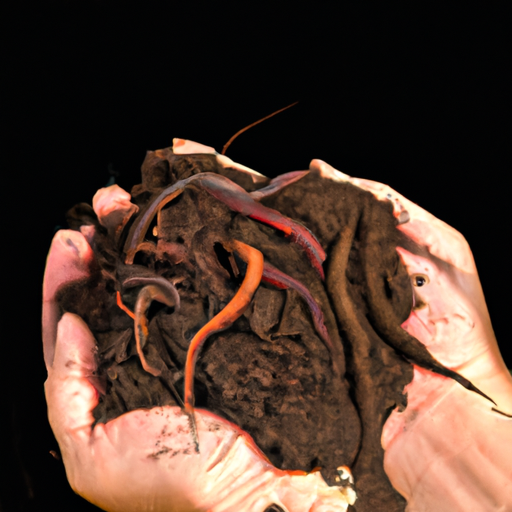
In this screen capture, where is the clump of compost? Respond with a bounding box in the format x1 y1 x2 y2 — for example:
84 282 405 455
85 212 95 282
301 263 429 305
59 148 416 512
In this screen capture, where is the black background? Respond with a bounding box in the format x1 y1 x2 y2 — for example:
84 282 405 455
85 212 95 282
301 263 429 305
3 3 510 510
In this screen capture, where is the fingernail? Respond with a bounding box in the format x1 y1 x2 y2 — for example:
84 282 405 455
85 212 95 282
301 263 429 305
397 211 410 224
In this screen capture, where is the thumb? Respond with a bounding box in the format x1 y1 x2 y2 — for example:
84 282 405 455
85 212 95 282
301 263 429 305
43 229 101 447
42 229 96 368
45 312 99 447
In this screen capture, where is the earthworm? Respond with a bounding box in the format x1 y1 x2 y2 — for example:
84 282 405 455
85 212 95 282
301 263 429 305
183 240 264 451
261 261 334 355
360 197 497 405
131 284 178 378
116 291 135 319
123 172 325 278
326 212 400 502
221 100 298 156
115 276 180 377
123 276 181 313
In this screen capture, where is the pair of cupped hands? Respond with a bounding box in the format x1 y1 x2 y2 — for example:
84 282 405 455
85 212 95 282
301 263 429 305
43 141 512 512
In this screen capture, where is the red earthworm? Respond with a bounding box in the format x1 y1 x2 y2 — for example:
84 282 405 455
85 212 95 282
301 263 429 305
221 101 298 156
261 261 334 354
128 279 179 377
183 240 263 451
116 291 135 319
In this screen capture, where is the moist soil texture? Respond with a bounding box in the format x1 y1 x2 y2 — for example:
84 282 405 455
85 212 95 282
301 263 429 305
59 149 415 512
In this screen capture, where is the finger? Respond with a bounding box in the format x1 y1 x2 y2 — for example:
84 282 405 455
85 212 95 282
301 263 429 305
42 230 95 368
354 184 477 274
398 218 476 273
309 158 351 182
172 137 217 155
309 159 410 221
397 246 484 361
92 184 139 232
277 470 356 512
45 313 99 445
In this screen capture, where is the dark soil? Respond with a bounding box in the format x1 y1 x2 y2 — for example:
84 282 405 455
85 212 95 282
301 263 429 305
58 149 414 512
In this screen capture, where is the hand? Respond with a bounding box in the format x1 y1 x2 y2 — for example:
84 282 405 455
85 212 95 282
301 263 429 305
42 185 355 512
310 159 512 511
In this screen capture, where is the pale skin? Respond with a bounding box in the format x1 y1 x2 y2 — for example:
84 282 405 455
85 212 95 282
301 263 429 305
43 143 512 511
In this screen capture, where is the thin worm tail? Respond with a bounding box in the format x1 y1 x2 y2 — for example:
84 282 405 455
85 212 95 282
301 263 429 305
361 200 496 405
116 291 135 319
221 101 298 155
261 262 334 354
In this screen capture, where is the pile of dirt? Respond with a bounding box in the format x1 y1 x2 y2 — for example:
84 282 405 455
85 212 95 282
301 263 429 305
59 149 414 512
